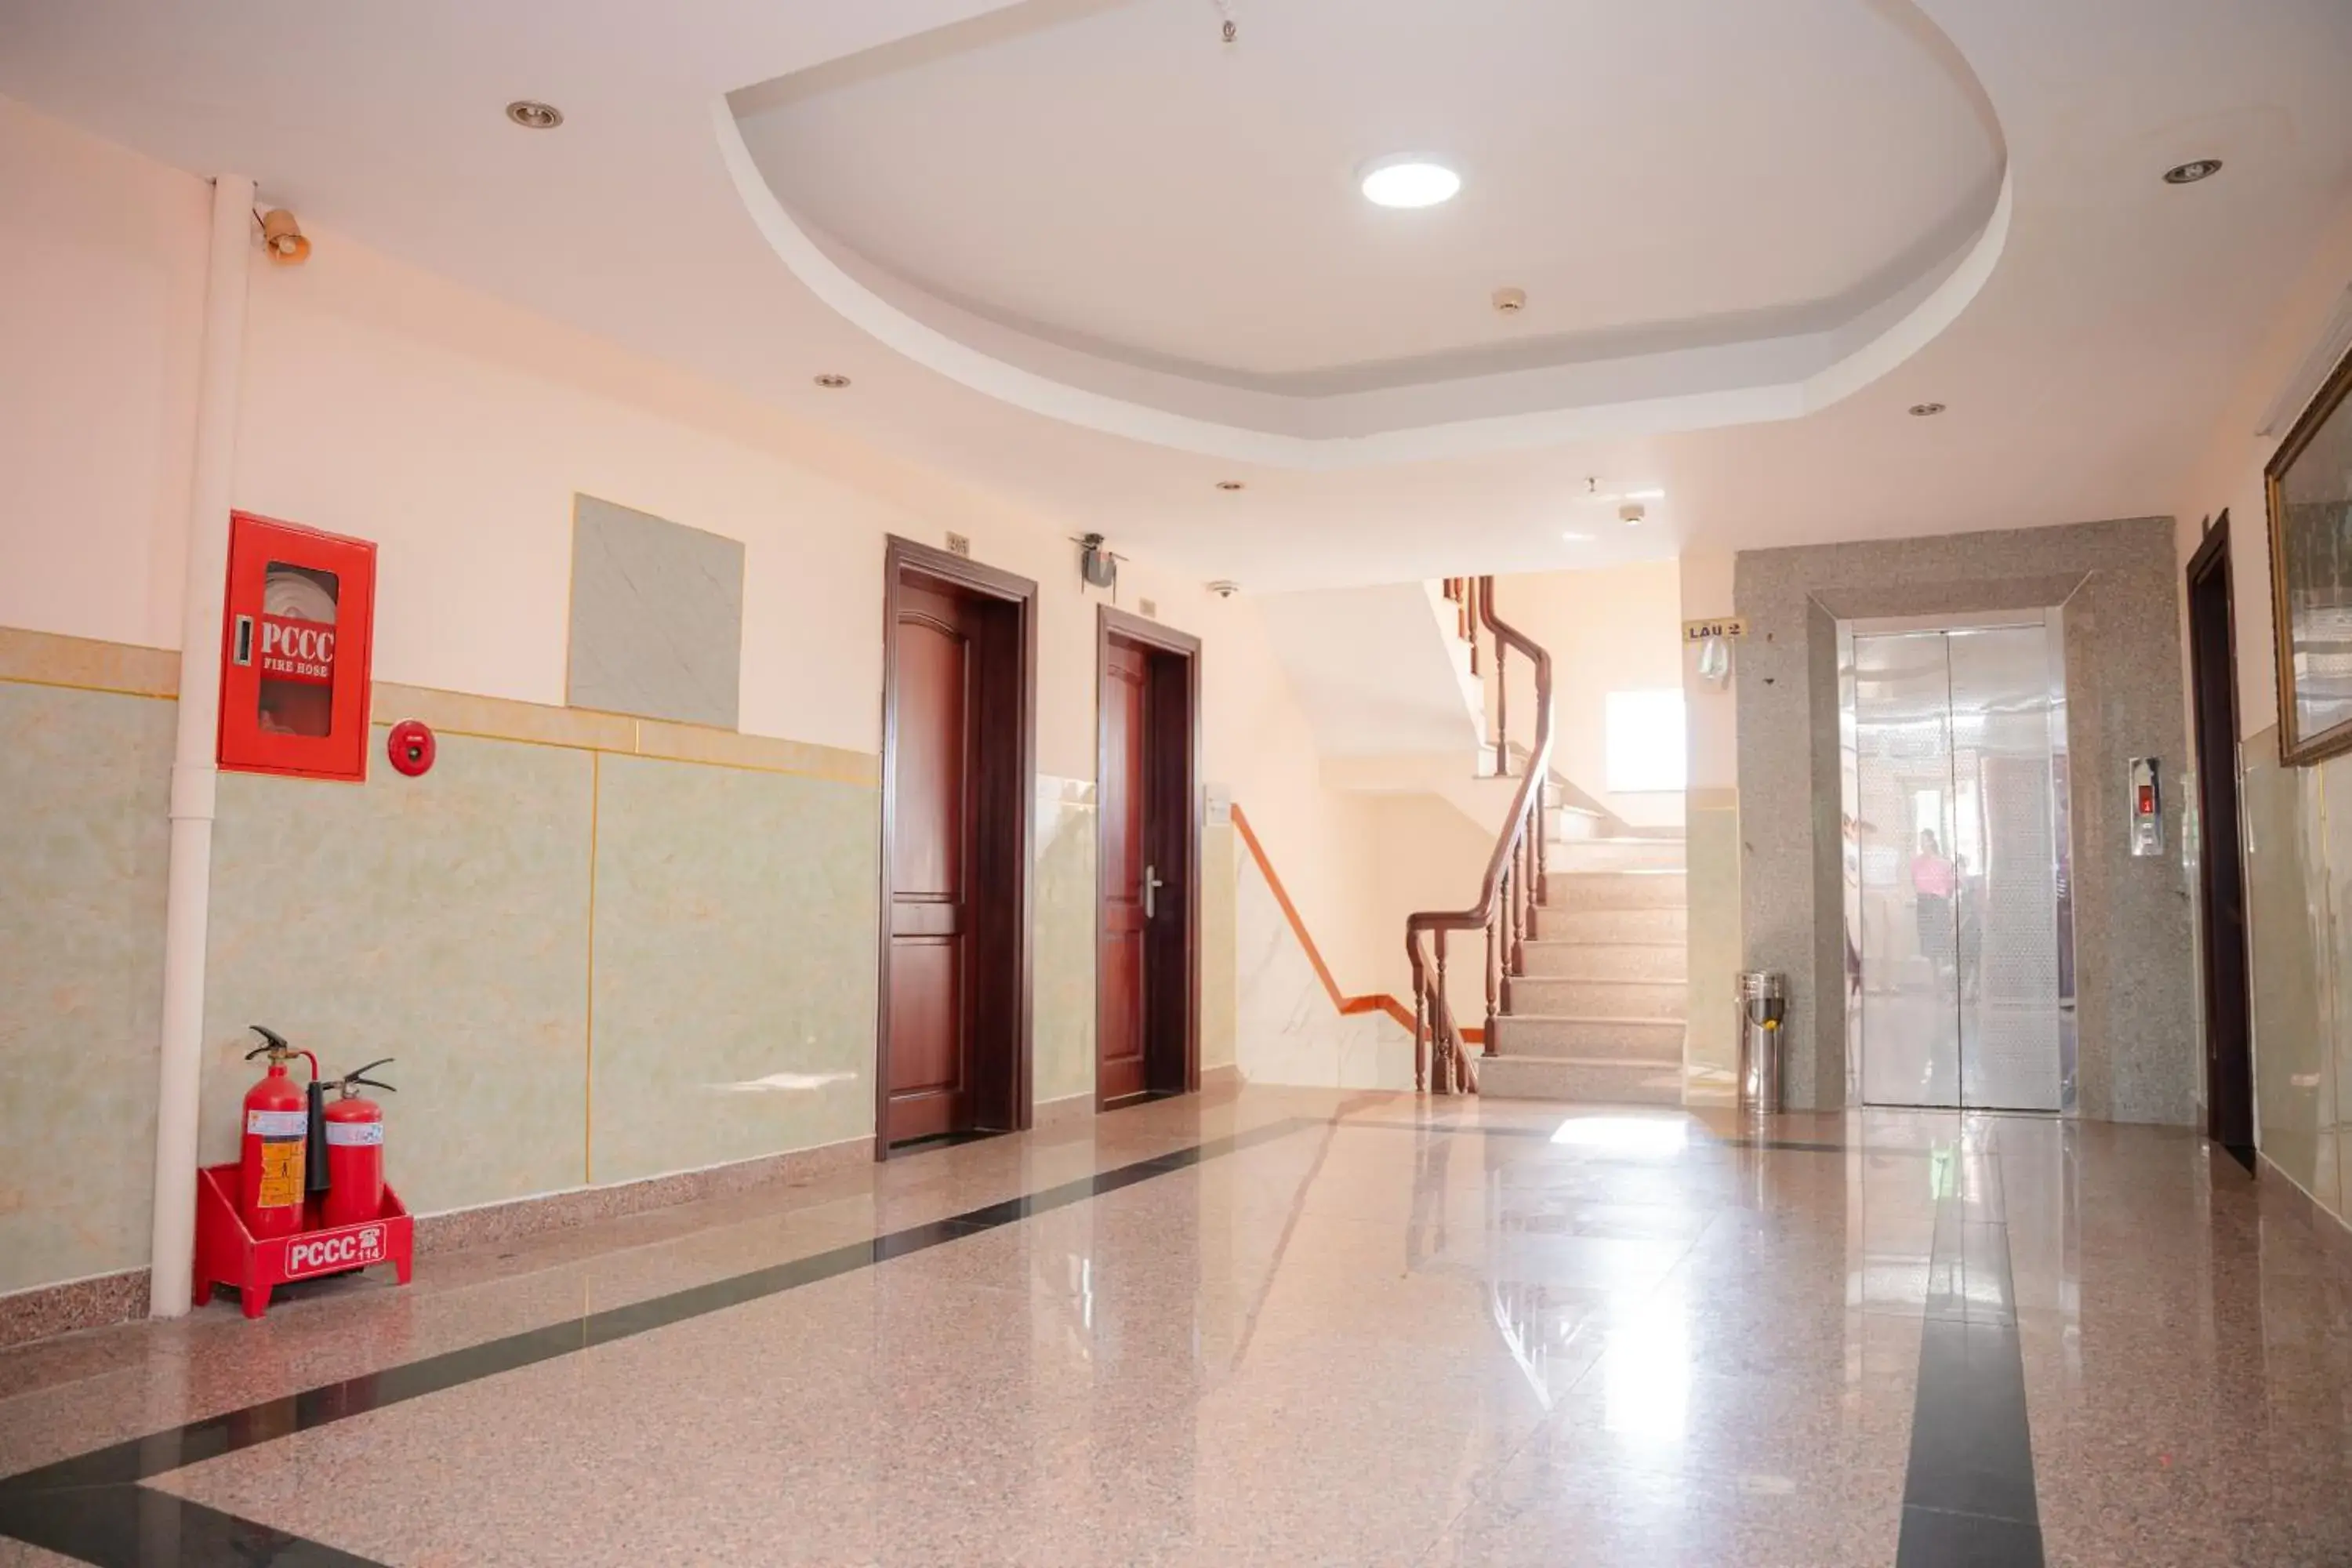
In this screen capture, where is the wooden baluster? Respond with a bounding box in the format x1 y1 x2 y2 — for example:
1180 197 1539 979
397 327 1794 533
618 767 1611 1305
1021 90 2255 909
1494 639 1508 777
1534 774 1548 904
1515 822 1532 977
1435 931 1450 1095
1484 885 1498 1046
1402 959 1421 1091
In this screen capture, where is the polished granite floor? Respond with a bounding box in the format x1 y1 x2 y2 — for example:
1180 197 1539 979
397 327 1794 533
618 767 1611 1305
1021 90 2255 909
2 1086 2350 1566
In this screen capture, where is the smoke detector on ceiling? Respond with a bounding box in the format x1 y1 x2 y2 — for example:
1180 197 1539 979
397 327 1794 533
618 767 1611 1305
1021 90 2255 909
1492 287 1527 315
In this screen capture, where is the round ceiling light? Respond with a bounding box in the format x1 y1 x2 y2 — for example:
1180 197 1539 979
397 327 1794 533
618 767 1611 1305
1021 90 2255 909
812 373 851 389
1359 155 1461 210
2163 158 2223 186
1908 401 1947 417
506 100 564 130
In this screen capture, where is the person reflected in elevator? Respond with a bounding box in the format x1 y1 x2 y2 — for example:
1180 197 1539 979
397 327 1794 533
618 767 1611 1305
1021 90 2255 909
1911 830 1956 972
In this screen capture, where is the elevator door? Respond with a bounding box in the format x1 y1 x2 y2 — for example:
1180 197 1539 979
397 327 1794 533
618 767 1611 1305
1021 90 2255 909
1852 624 2069 1111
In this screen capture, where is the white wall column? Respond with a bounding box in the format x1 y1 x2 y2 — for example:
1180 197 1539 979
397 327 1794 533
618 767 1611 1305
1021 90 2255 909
147 174 252 1318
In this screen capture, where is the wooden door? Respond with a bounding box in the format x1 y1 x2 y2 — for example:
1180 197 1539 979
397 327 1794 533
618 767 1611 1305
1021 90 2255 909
1098 637 1151 1104
2188 520 2253 1163
886 580 978 1142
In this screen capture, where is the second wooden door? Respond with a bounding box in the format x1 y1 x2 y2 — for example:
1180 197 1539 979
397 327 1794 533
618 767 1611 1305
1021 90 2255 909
1098 637 1152 1105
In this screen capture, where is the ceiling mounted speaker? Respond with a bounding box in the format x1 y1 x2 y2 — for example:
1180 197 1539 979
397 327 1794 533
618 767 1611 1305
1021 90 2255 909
258 209 310 266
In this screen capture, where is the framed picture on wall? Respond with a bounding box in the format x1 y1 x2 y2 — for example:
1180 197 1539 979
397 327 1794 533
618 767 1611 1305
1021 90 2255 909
2267 346 2352 765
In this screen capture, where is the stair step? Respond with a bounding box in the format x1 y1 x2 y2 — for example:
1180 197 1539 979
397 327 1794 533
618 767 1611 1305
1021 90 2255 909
1533 906 1687 944
1508 977 1686 1019
1478 1054 1684 1105
1545 869 1686 910
1548 837 1686 873
1520 940 1686 981
1486 1014 1686 1062
1548 804 1607 842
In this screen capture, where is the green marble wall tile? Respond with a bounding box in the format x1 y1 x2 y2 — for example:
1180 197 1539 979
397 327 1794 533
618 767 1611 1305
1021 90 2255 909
0 683 173 1292
2321 757 2352 1218
587 755 877 1183
1033 779 1097 1107
1202 822 1238 1072
201 728 594 1216
2241 731 2329 1205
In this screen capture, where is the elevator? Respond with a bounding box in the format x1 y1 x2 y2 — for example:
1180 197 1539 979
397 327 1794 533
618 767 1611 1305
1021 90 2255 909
1838 613 2076 1112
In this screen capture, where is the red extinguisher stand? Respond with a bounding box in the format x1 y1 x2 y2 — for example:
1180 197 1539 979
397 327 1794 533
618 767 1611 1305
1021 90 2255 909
196 1029 412 1319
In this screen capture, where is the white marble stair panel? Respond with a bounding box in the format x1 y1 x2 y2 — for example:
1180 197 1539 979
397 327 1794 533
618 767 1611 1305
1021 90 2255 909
1506 977 1686 1021
1477 1054 1683 1105
1548 837 1686 873
1531 906 1687 944
1486 1014 1685 1062
1520 940 1686 981
1544 869 1686 909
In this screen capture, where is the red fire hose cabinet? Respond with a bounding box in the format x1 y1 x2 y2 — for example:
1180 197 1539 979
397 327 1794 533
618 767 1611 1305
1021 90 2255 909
217 510 377 782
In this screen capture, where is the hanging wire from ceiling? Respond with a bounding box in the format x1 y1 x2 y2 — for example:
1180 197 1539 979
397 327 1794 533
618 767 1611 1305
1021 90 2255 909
1213 0 1237 44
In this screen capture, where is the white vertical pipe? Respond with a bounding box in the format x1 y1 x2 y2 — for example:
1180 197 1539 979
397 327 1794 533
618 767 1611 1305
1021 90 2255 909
147 175 253 1319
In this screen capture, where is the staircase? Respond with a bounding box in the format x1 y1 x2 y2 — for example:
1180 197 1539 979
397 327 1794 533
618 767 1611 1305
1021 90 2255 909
1403 577 1689 1105
1479 828 1688 1104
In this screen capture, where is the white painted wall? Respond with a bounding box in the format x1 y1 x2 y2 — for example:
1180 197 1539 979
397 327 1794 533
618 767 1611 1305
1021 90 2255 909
0 93 1381 985
1489 560 1686 827
1258 580 1481 758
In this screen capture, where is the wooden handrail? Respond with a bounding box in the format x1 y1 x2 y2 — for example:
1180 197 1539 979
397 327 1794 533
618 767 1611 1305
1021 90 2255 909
1404 577 1554 1093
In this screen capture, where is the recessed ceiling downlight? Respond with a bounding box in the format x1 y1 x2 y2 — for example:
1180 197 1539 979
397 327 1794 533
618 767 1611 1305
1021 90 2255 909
2163 158 2223 186
506 100 564 130
1359 155 1461 210
1909 401 1947 417
813 373 851 389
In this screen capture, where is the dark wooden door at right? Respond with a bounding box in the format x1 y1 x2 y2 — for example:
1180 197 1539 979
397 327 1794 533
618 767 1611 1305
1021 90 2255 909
1098 637 1152 1105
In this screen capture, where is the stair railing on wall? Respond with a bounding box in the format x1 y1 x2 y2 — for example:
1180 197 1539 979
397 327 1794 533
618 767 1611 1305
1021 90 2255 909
1406 577 1554 1094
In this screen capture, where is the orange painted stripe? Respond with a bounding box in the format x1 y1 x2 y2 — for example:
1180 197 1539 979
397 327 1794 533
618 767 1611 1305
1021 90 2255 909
1228 804 1478 1044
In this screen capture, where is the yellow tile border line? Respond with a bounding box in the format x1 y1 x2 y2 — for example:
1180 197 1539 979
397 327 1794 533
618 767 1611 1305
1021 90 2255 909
0 626 877 787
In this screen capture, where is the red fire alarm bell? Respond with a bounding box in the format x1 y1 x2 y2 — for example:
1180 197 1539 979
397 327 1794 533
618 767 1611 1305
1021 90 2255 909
387 719 435 777
218 511 377 782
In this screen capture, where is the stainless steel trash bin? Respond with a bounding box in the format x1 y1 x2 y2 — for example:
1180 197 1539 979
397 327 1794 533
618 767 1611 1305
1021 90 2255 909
1736 971 1788 1114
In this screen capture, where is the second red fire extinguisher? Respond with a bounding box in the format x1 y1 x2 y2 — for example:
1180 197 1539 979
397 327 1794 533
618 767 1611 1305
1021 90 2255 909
239 1026 318 1240
320 1059 395 1229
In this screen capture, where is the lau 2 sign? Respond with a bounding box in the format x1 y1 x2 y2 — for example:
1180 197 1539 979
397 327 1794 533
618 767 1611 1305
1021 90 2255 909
284 1222 388 1279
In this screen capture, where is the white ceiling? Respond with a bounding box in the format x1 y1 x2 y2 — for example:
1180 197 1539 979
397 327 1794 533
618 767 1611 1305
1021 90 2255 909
1 0 2348 593
739 0 2002 385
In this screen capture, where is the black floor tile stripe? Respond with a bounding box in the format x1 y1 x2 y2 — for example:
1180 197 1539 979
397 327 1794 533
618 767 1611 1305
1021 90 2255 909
1896 1141 2046 1566
0 1117 1314 1566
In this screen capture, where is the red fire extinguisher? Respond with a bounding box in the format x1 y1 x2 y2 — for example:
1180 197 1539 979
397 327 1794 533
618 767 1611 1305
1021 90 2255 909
320 1059 394 1229
239 1026 318 1240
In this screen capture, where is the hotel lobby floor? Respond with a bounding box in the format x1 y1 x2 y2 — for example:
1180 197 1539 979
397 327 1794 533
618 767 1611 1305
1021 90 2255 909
3 1086 2350 1566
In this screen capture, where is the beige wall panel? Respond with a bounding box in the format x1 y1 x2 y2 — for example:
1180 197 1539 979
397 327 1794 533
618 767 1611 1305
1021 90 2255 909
2241 734 2329 1206
1201 822 1238 1073
201 728 594 1215
0 684 172 1292
587 756 877 1182
1033 779 1098 1109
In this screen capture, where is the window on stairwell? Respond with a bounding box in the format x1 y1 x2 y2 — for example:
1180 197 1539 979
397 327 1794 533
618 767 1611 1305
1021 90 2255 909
1605 689 1687 793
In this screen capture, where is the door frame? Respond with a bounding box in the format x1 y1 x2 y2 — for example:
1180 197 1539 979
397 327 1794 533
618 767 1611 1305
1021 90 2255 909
874 536 1037 1160
2187 513 2255 1164
1094 606 1202 1108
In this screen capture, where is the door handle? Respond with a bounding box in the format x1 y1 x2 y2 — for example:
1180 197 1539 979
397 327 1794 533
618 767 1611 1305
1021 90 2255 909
1144 864 1166 920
